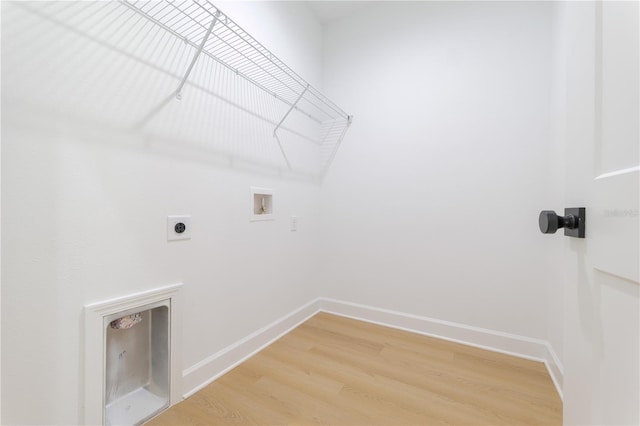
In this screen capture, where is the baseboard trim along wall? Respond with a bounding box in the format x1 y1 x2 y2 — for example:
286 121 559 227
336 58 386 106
181 298 322 398
319 298 564 400
181 297 564 402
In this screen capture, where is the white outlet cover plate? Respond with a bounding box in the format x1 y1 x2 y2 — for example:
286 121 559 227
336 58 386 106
167 215 191 241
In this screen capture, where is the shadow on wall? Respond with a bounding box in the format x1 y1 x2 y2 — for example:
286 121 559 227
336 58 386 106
2 1 348 182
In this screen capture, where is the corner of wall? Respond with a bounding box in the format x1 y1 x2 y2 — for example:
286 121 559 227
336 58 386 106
319 298 564 400
178 297 565 403
543 341 564 401
181 298 322 399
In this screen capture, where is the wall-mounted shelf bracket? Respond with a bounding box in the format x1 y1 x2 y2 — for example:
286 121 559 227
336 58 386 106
319 115 353 176
116 0 352 177
273 133 291 170
273 83 309 169
175 11 220 100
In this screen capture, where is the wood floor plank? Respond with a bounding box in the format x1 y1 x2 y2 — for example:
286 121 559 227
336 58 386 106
147 313 562 425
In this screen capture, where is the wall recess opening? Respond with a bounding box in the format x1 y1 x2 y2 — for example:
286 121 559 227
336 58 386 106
104 301 169 425
84 284 182 426
251 187 274 221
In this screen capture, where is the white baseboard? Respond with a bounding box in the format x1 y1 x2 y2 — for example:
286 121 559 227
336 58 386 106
181 298 321 398
542 341 564 400
181 297 564 402
319 298 564 400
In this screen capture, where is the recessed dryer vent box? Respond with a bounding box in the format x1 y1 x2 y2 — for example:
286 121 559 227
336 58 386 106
84 284 182 426
104 301 169 426
250 187 273 221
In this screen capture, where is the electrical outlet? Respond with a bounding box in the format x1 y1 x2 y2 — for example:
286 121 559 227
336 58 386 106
167 215 191 241
290 215 298 232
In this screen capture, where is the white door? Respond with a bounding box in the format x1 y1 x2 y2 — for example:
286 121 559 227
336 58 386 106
562 1 639 424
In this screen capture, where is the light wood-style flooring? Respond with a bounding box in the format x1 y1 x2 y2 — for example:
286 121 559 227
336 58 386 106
148 313 562 425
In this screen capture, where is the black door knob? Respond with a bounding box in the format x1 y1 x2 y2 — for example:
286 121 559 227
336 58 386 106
539 210 576 234
539 208 586 238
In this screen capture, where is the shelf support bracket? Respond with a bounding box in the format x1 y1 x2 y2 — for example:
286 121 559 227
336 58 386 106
320 116 353 177
175 11 220 100
273 84 309 170
273 132 291 170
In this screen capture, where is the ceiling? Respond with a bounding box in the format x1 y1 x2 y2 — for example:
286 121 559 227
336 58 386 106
305 1 374 25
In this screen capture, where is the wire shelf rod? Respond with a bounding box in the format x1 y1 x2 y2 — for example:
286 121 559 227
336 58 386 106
196 1 306 90
196 28 304 102
274 83 309 136
306 85 350 119
12 1 349 179
113 0 351 177
182 1 301 92
273 132 292 170
166 2 210 40
184 0 348 119
175 11 219 99
118 0 329 124
320 120 352 176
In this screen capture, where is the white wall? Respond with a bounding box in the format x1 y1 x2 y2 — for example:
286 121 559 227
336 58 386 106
1 2 323 424
320 2 563 343
4 2 609 424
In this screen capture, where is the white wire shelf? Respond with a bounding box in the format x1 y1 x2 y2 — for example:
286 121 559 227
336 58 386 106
4 0 351 178
119 0 353 177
